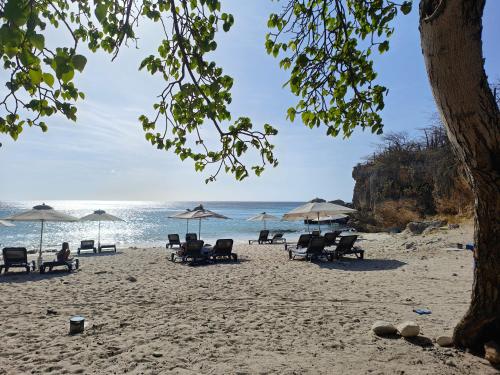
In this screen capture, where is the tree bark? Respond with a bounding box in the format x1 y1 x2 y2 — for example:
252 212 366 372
419 0 500 353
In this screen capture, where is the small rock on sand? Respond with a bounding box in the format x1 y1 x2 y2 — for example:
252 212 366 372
397 321 420 338
372 321 397 336
436 336 453 347
126 276 137 282
484 341 500 365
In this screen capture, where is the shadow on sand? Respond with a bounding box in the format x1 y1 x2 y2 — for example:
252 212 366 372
0 268 79 284
76 251 122 258
316 257 406 272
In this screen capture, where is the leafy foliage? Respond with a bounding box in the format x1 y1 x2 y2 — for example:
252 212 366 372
266 0 412 137
0 0 412 180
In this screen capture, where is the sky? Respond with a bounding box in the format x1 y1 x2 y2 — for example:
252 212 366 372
0 1 498 202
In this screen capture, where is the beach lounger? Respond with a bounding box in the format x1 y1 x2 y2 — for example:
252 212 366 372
333 235 364 259
185 233 197 242
78 240 96 255
248 230 269 244
211 239 237 261
285 234 311 251
40 244 79 274
269 233 286 244
324 231 341 247
167 234 181 248
99 244 117 253
171 240 207 265
288 237 326 261
0 247 35 274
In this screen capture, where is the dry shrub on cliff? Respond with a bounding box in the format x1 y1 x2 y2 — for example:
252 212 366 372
374 199 421 229
435 175 474 216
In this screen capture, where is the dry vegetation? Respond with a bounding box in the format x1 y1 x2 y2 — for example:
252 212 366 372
351 122 474 231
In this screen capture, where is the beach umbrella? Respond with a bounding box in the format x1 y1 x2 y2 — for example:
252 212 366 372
247 212 279 230
2 203 79 267
282 202 355 232
169 204 228 238
79 210 124 248
0 220 14 227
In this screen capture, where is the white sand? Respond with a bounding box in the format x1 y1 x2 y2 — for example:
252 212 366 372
0 224 496 374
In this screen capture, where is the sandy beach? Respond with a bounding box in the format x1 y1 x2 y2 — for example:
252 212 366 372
0 223 496 374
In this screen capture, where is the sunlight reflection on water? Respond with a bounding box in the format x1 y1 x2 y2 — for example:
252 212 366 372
0 200 315 250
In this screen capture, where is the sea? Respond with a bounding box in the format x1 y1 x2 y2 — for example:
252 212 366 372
0 201 337 250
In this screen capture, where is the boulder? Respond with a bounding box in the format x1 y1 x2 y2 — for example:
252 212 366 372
405 220 447 235
485 341 500 365
397 321 420 337
436 336 454 347
371 321 397 336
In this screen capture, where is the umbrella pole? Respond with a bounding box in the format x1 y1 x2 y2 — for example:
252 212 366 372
318 213 321 233
186 219 189 234
198 218 201 239
264 220 266 230
38 220 44 268
98 220 101 249
307 218 310 233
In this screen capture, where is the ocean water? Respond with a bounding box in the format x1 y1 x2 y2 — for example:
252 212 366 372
0 201 333 250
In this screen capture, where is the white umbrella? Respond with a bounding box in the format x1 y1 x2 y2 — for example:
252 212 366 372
247 212 279 230
79 210 124 248
282 202 355 232
0 220 14 227
169 204 228 238
2 203 79 266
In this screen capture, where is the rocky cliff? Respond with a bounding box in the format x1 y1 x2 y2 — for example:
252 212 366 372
351 126 473 231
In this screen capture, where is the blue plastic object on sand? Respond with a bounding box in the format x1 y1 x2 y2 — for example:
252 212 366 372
413 308 432 315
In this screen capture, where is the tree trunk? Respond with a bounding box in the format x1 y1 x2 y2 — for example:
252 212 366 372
419 0 500 353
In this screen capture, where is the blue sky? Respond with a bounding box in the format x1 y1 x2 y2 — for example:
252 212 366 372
0 1 498 202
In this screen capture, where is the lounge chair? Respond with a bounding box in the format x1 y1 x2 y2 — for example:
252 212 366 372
333 235 364 259
40 243 79 274
78 240 96 255
98 244 117 253
167 234 181 248
0 247 35 274
248 230 269 244
324 231 341 247
185 233 197 242
268 233 286 244
288 237 326 261
211 239 237 261
285 234 311 251
171 240 207 265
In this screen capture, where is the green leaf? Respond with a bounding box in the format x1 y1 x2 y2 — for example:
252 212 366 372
71 55 87 72
42 73 54 87
401 2 412 15
61 69 75 83
29 34 45 51
95 3 107 22
28 69 42 85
